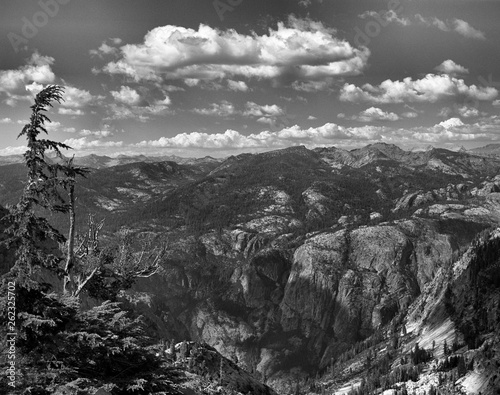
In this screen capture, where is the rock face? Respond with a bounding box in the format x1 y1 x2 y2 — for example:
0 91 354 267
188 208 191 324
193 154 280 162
128 217 481 383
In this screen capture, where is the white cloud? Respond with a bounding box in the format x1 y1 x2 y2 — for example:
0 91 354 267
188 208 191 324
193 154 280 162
402 112 418 118
456 105 479 118
438 117 464 129
80 129 113 138
243 102 285 118
0 146 28 156
415 15 485 40
291 79 336 92
452 19 485 40
227 80 249 92
360 13 485 40
111 85 141 106
58 108 84 116
163 85 185 92
45 121 76 134
352 107 399 122
307 115 317 120
62 137 123 150
493 100 500 107
99 16 369 84
193 101 237 117
0 118 13 124
434 60 469 76
63 85 103 108
340 74 498 104
0 53 56 106
359 10 410 26
136 122 386 151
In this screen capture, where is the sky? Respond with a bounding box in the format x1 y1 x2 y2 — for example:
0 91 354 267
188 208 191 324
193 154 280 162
1 0 500 158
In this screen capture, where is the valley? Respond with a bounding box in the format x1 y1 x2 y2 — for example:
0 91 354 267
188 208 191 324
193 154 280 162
1 143 500 394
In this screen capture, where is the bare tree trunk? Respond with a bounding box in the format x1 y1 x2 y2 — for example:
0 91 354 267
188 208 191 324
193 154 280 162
63 181 75 295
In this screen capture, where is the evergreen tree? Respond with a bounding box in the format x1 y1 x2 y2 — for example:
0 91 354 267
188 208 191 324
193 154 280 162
0 86 183 394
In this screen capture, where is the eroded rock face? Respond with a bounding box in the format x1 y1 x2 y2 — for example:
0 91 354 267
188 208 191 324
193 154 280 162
127 217 478 381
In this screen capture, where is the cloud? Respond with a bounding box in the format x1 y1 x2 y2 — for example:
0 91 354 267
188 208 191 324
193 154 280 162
307 115 317 120
80 129 113 138
402 112 418 118
45 121 76 134
227 80 249 92
62 137 123 150
243 102 285 118
352 107 399 122
359 10 410 26
415 15 485 40
136 123 386 151
111 85 142 106
0 118 13 124
105 100 171 121
456 105 479 118
99 16 369 84
438 117 465 129
452 19 486 40
291 78 336 92
58 108 84 116
0 146 28 156
439 104 480 118
193 101 237 117
434 60 469 76
0 52 56 106
63 85 103 108
90 39 122 58
340 74 498 104
493 100 500 107
360 12 485 40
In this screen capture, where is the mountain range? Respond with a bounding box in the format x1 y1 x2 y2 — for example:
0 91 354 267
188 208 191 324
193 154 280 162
1 143 500 394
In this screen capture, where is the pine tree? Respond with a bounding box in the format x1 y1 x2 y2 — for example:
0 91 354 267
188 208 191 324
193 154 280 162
0 86 183 394
2 85 87 289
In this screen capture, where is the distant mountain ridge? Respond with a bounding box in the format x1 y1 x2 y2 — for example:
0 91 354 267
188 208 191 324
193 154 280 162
0 152 221 169
1 142 500 169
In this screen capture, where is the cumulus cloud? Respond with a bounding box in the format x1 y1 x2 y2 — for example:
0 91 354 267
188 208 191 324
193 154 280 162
434 60 469 76
98 16 369 86
45 121 76 134
0 118 13 124
80 129 113 138
243 102 285 118
0 53 56 106
58 108 84 116
0 146 28 156
456 105 479 118
62 137 123 150
340 74 498 104
63 85 104 108
227 80 249 91
111 85 142 106
136 122 388 151
90 38 123 57
193 101 237 117
352 107 399 122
